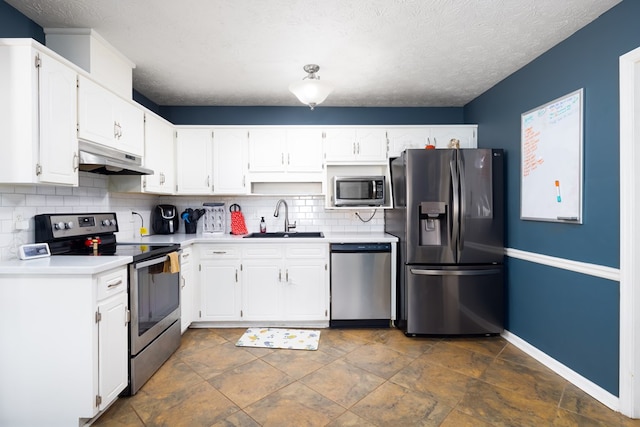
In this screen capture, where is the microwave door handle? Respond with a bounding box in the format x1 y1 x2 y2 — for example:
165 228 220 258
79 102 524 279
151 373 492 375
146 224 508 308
372 180 376 198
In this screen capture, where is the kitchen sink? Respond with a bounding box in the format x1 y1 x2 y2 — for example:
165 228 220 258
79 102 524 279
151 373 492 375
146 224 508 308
243 231 324 238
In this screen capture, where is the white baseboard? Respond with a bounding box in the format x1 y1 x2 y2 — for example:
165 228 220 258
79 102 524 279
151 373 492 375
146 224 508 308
501 330 620 412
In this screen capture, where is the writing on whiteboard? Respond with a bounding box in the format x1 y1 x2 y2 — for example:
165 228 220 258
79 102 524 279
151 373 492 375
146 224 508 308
520 89 583 223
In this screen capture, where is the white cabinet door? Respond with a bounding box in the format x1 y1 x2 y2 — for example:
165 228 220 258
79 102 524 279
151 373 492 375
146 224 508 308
180 248 194 332
144 114 175 194
0 44 78 185
284 258 327 320
286 128 323 172
242 259 282 320
324 128 357 161
97 291 128 410
77 76 144 156
248 128 286 172
386 127 431 158
199 260 242 321
115 99 144 157
78 76 116 147
176 128 213 194
430 125 477 149
38 50 78 185
213 128 248 194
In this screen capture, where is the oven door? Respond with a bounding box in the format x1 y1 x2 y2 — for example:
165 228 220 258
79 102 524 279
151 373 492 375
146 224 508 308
129 252 181 355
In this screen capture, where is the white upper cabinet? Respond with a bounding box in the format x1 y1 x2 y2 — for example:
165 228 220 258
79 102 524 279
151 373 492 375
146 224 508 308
248 128 323 174
0 42 78 186
387 125 478 157
77 75 144 157
175 128 213 194
324 128 387 162
386 127 431 156
430 125 477 149
143 113 175 194
212 128 248 194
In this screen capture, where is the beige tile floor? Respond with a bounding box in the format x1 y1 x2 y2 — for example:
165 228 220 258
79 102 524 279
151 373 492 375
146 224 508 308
95 328 640 426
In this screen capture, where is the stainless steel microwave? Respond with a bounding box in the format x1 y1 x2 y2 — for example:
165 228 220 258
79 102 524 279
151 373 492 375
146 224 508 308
333 176 385 206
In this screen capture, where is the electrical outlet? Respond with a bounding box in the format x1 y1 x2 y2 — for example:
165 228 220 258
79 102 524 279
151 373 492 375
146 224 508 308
12 211 29 230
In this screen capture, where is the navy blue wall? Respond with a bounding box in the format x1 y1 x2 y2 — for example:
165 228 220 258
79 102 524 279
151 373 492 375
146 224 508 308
160 106 463 126
465 0 640 395
0 1 43 42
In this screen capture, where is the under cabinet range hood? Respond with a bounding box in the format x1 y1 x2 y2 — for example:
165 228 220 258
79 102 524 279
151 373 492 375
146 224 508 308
78 141 153 175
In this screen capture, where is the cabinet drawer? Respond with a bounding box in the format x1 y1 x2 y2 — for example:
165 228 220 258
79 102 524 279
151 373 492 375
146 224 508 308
199 246 241 259
242 245 282 258
286 244 327 258
180 247 193 263
97 267 127 300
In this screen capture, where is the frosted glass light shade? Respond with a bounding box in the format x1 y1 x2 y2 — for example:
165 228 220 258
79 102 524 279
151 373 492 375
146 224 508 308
289 79 333 109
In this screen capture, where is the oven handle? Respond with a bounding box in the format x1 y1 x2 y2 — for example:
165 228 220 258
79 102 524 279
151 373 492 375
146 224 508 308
134 252 178 270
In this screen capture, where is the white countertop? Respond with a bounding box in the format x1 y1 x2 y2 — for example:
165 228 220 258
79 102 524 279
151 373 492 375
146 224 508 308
121 231 398 246
0 232 397 276
0 255 132 275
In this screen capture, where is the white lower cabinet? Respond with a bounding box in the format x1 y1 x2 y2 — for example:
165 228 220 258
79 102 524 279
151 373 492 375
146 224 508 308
198 245 242 321
195 243 329 325
0 265 129 426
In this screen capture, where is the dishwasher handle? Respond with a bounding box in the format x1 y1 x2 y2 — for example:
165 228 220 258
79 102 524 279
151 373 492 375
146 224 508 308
330 243 391 253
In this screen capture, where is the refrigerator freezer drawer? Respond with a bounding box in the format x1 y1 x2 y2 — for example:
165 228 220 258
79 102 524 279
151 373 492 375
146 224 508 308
406 265 504 335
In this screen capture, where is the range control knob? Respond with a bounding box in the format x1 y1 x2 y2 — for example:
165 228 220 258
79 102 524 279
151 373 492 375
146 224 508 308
102 219 112 226
110 219 117 227
66 221 74 229
54 221 65 230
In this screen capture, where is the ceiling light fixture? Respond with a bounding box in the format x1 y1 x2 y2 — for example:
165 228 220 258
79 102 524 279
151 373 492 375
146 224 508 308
289 64 333 110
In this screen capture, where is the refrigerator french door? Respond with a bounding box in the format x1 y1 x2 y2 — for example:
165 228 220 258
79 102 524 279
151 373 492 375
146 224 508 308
386 148 504 335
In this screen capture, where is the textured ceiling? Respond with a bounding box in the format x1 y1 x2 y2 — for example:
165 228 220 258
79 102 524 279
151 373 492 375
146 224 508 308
5 0 621 107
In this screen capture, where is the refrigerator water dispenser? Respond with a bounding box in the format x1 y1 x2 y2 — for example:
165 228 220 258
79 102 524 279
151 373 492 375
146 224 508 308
419 202 447 246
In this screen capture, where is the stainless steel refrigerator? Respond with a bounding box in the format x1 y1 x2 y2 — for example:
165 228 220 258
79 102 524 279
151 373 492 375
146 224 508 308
385 149 504 335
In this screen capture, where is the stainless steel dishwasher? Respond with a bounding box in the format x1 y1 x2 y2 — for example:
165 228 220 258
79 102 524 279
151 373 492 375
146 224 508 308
330 243 392 327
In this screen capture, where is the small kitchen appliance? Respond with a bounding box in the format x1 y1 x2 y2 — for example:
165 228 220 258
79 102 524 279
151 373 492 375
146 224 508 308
152 204 179 234
203 202 225 234
333 176 385 207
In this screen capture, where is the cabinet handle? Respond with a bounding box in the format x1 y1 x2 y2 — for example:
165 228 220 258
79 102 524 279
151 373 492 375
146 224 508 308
73 153 79 172
279 269 282 282
181 276 186 289
286 269 289 282
353 142 356 154
212 251 227 254
182 253 190 259
287 153 290 165
207 175 210 187
114 121 119 139
357 142 360 154
107 279 123 288
235 269 238 282
281 153 284 165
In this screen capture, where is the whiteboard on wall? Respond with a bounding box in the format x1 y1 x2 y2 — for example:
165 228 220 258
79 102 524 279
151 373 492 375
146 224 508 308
520 88 583 223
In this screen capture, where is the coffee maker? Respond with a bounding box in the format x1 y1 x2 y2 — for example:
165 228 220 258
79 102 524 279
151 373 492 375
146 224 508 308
152 204 179 234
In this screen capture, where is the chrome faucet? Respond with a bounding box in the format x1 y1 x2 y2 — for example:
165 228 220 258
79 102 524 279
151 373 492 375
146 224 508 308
274 199 296 232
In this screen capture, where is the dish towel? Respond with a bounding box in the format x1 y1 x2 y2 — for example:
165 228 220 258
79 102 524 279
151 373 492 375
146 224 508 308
230 204 248 235
163 252 180 274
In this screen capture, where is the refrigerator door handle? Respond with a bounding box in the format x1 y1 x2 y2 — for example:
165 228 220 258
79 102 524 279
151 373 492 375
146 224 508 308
450 159 459 254
410 268 502 276
457 153 466 251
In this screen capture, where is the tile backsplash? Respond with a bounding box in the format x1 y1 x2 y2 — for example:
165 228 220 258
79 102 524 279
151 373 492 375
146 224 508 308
0 173 384 260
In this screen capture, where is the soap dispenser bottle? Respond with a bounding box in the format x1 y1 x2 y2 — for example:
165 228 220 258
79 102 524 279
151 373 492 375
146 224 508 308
260 217 266 233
